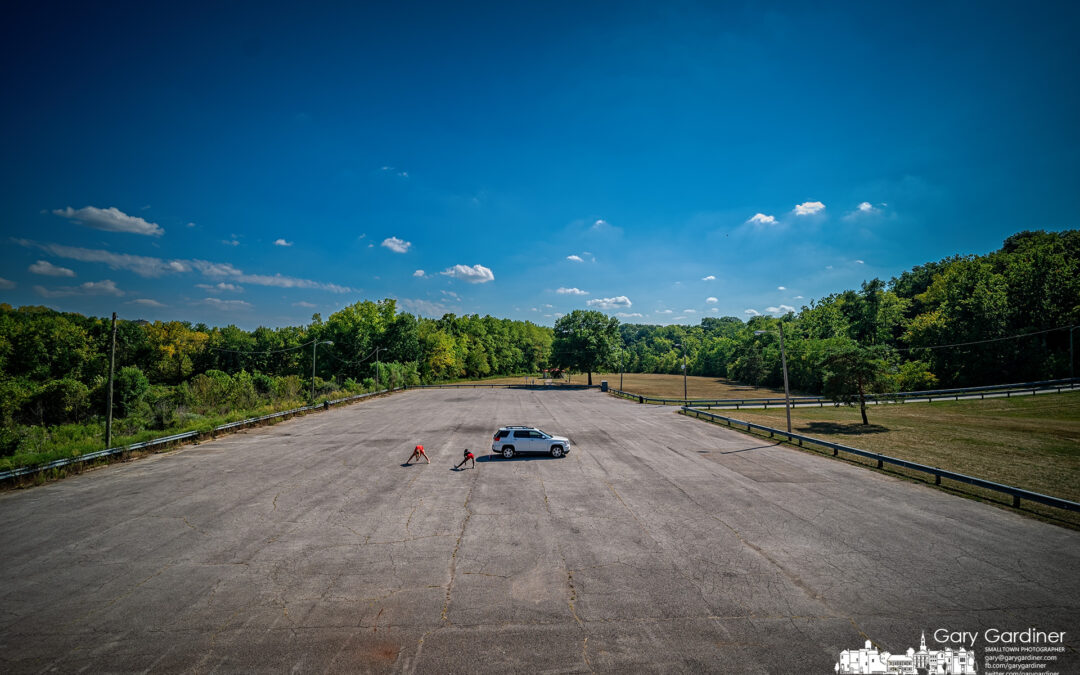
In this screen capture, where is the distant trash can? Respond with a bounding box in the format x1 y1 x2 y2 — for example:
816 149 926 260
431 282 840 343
600 380 608 392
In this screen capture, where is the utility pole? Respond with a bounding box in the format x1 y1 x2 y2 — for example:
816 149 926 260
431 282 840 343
375 346 381 391
675 342 687 404
755 325 793 434
310 339 335 402
105 312 118 448
778 322 792 434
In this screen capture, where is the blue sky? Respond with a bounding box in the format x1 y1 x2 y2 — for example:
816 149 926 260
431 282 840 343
2 1 1078 329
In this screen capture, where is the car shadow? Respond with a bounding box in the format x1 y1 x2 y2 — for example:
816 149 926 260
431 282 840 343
800 422 889 435
477 454 563 463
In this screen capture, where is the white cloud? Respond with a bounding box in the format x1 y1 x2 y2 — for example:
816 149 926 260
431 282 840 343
710 308 719 313
35 279 124 298
16 240 352 292
413 269 425 278
196 282 242 293
190 259 352 292
557 287 588 295
706 297 718 303
794 295 804 300
18 241 182 277
586 296 631 310
826 265 834 270
766 305 796 314
0 278 15 290
617 312 644 318
858 201 875 213
794 201 826 216
293 301 317 308
441 264 494 284
702 275 715 281
855 259 865 264
400 298 450 317
186 222 196 228
53 206 164 236
128 298 165 307
566 255 584 263
659 309 673 314
747 213 777 226
382 236 412 253
441 290 461 301
29 260 75 277
200 298 252 310
543 303 553 309
777 286 786 291
744 308 760 316
222 239 240 246
683 309 697 314
274 238 293 247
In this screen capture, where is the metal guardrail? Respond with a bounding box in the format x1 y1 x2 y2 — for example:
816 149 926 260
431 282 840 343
611 378 1080 407
407 383 599 390
0 387 402 483
681 406 1080 514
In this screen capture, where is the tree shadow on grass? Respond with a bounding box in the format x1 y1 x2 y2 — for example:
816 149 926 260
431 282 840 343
799 422 889 435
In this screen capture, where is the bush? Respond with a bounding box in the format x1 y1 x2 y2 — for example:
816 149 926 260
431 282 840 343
27 378 90 426
273 375 303 401
252 372 275 395
228 370 259 410
188 369 232 411
115 366 150 417
891 360 938 392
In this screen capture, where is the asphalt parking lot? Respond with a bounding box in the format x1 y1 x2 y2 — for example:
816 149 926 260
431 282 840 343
1 388 1078 673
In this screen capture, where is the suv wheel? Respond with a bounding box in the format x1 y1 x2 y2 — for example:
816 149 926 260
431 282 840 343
549 445 564 458
502 446 516 459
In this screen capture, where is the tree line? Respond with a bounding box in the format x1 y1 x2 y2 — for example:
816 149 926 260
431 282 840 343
1 229 1077 456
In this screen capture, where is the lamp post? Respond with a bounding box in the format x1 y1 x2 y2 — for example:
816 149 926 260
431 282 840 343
754 324 792 433
674 342 687 404
311 340 334 402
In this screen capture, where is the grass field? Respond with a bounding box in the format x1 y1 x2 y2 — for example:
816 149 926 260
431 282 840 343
450 372 794 399
697 391 1080 526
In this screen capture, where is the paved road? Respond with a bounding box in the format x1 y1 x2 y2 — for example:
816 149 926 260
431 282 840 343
1 389 1077 673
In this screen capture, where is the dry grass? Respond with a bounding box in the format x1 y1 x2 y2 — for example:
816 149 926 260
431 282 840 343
452 372 791 399
701 392 1080 527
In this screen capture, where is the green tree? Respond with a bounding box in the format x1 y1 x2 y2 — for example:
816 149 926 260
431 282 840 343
551 310 620 385
114 366 150 417
819 341 891 425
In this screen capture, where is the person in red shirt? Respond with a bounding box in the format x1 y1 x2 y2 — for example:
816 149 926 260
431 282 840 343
405 444 429 465
454 448 475 470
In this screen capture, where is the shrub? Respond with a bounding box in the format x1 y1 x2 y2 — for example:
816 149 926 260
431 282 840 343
252 372 275 395
115 366 150 417
28 378 90 426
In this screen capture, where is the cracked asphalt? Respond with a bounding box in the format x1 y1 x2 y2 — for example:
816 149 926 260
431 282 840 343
1 388 1078 673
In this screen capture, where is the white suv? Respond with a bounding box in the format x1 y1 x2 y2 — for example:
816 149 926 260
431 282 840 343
491 426 571 459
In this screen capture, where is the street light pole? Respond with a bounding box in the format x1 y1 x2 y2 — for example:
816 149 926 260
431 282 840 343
778 322 792 434
755 326 792 433
675 342 687 404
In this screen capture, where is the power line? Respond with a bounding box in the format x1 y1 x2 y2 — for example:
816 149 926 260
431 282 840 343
896 324 1078 352
209 338 321 356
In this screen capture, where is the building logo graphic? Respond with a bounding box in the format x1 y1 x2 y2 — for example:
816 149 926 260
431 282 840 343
835 631 977 674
